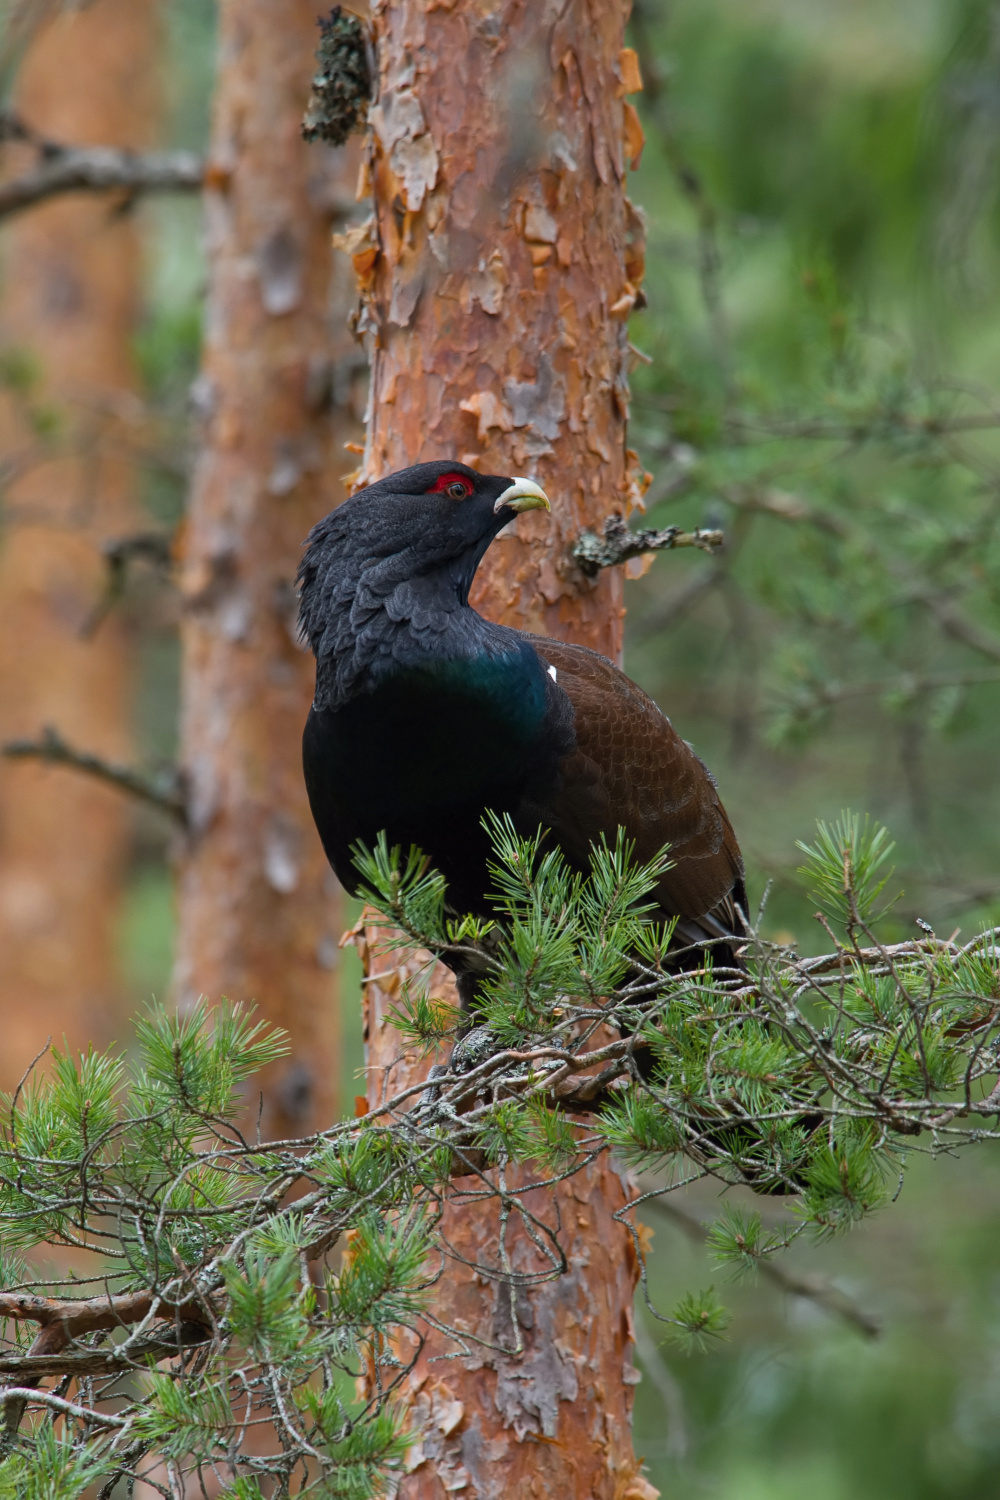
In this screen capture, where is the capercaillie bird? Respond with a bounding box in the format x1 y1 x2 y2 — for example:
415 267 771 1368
297 460 746 1007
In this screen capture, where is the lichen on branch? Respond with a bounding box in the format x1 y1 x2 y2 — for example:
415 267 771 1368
573 511 724 577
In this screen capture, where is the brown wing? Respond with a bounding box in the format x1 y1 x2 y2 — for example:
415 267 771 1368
526 637 746 948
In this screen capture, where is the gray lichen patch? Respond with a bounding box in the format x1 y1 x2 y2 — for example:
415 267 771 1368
301 8 371 148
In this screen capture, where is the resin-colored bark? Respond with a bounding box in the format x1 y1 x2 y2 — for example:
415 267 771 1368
356 0 651 658
356 2 654 1493
0 0 158 1080
360 936 656 1500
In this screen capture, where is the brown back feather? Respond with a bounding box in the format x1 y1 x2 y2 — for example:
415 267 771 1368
526 637 745 943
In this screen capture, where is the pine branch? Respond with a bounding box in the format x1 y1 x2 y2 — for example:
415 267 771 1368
573 512 723 577
0 826 995 1494
1 724 187 823
648 1198 881 1338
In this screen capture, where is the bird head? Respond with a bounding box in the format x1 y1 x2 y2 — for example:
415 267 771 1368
298 461 551 670
338 459 549 552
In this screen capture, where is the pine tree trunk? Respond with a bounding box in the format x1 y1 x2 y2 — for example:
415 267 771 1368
0 0 158 1082
173 0 362 1138
358 2 655 1494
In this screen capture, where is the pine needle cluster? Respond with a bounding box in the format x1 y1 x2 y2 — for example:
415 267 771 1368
0 814 998 1495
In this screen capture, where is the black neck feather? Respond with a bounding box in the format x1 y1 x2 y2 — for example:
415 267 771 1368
300 541 522 709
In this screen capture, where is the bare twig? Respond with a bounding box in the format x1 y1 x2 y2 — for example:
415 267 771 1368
2 725 187 824
80 530 173 637
0 119 360 225
630 569 721 642
0 1330 210 1380
573 513 723 577
916 589 1000 665
721 483 850 537
9 1037 51 1126
0 1387 128 1429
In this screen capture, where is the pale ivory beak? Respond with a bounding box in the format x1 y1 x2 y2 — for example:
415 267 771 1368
494 477 551 514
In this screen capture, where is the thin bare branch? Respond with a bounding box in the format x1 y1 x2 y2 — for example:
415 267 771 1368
0 1328 209 1379
0 1386 128 1429
630 569 721 642
2 725 187 824
573 513 723 577
632 1313 689 1459
0 146 204 220
721 483 850 537
917 589 1000 665
80 530 173 638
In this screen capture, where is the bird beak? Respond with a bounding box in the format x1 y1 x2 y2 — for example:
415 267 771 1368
494 477 551 515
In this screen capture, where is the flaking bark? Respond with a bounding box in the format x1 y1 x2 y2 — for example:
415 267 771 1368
361 938 652 1500
353 0 650 655
355 3 655 1494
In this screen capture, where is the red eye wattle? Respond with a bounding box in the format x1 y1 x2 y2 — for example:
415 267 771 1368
427 472 473 499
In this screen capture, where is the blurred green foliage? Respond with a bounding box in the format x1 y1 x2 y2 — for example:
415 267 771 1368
623 0 1000 955
110 0 1000 1494
623 2 1000 1494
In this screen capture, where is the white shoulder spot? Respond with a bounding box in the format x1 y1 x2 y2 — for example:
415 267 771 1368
547 664 557 681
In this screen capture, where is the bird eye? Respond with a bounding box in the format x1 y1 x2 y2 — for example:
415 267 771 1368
426 471 474 499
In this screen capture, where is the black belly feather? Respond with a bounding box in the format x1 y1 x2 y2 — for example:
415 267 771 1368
302 650 572 918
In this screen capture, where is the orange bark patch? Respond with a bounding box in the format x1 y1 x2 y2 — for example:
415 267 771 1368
623 103 646 171
617 47 644 97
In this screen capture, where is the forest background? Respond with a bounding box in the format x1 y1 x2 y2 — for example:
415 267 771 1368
2 0 1000 1496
